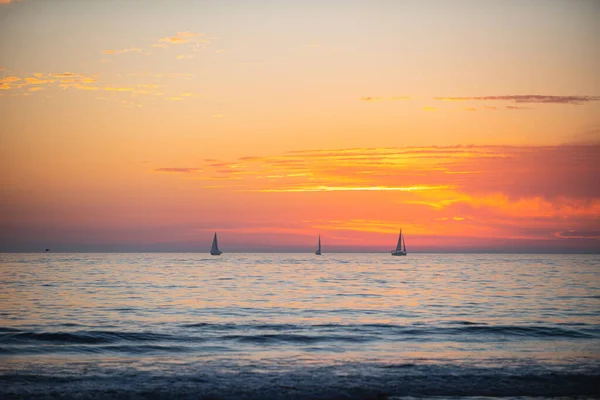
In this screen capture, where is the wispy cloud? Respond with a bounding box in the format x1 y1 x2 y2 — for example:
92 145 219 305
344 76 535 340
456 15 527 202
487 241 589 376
0 76 21 90
156 31 209 48
149 145 599 248
361 96 409 101
155 144 600 200
154 168 203 173
434 95 600 105
0 70 202 105
102 48 143 55
506 105 532 110
258 185 454 193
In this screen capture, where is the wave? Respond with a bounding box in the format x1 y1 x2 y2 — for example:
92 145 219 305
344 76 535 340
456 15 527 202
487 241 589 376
1 368 599 398
1 322 596 350
0 330 187 345
180 322 600 339
221 333 376 344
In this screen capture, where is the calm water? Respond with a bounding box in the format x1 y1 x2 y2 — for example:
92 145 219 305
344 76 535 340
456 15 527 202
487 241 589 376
1 253 599 399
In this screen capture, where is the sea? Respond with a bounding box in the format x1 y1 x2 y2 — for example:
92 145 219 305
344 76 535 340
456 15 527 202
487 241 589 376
0 253 599 399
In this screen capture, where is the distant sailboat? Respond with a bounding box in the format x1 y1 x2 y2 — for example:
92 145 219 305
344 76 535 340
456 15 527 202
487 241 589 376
315 234 322 255
210 233 222 256
391 229 407 256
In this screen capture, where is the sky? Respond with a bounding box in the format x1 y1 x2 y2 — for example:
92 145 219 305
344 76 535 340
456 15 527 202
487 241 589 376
1 0 599 253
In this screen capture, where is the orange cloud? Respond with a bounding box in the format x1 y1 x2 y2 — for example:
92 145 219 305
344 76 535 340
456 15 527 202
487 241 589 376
25 77 54 85
151 145 599 251
0 76 21 90
102 48 142 55
104 86 134 92
0 71 181 103
154 168 203 173
361 96 409 101
157 31 208 47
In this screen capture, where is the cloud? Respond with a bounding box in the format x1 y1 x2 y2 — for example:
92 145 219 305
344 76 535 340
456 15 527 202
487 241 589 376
434 95 600 105
102 48 142 55
556 230 600 239
157 31 208 47
156 145 600 206
258 185 454 193
506 105 532 110
0 76 21 90
25 77 54 85
104 86 134 92
361 96 409 101
154 168 202 173
1 76 20 83
0 71 184 105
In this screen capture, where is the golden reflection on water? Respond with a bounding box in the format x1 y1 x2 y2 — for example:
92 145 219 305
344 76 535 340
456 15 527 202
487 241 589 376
2 254 600 328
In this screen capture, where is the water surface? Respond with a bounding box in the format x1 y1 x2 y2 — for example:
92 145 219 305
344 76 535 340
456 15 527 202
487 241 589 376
1 253 599 398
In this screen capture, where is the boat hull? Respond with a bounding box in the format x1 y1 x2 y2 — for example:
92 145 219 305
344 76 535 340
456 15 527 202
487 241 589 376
315 251 321 255
210 251 222 256
391 251 407 256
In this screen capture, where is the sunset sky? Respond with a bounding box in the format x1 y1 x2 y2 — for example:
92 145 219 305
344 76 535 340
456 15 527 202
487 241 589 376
1 0 599 252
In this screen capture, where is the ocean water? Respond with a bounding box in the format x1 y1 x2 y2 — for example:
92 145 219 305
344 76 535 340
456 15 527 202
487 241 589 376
0 253 599 399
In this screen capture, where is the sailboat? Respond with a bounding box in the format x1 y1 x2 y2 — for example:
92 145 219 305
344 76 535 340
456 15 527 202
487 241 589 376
210 232 222 256
391 229 407 256
315 234 322 255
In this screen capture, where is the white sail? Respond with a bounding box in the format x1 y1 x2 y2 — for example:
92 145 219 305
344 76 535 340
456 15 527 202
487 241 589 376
210 233 222 255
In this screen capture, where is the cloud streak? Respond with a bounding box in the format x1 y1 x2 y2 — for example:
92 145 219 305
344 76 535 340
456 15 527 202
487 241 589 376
154 168 203 173
0 71 202 105
361 96 410 101
102 48 143 55
155 31 209 49
434 95 600 105
151 144 600 249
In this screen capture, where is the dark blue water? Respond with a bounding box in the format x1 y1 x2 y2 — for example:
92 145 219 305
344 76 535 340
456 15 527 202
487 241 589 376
1 253 599 399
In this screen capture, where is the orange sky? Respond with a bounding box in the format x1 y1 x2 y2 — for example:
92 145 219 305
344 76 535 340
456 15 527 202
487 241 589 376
1 0 599 252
